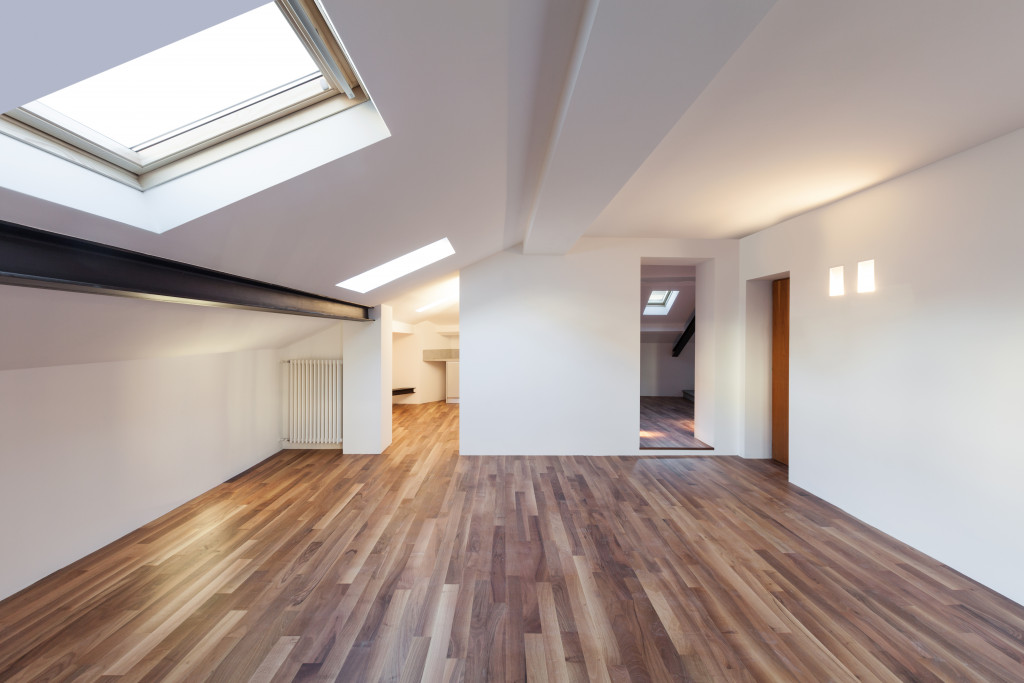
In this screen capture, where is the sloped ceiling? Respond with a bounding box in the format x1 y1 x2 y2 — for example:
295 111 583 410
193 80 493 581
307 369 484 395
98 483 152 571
4 0 1024 359
589 0 1024 239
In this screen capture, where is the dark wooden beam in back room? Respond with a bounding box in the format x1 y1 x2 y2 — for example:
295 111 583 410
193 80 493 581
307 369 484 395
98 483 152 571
0 220 370 321
672 311 696 357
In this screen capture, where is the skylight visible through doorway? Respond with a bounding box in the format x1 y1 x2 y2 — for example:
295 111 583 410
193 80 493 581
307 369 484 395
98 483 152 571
0 0 368 191
644 290 679 315
647 290 670 305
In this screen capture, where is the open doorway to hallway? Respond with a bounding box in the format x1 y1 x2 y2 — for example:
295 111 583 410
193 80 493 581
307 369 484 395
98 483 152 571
387 274 460 447
639 264 711 449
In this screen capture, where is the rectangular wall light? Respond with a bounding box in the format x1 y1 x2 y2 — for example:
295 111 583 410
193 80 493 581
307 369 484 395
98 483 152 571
829 265 845 296
857 259 875 293
337 238 455 293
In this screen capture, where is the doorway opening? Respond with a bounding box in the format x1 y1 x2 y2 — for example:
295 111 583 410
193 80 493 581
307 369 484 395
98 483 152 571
387 274 460 450
743 272 789 470
771 277 789 465
639 263 711 450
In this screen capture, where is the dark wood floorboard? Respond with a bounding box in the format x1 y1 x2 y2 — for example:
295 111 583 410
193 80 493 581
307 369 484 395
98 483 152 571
2 401 1023 681
639 396 711 449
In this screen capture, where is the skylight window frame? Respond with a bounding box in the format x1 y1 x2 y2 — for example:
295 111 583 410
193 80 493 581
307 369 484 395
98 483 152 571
643 289 679 316
0 0 365 191
647 290 670 305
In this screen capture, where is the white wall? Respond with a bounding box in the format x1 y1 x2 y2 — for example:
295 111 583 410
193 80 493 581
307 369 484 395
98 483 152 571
279 322 342 360
0 348 280 600
639 341 695 396
342 306 393 454
742 277 779 460
392 332 420 402
461 237 740 455
740 127 1024 606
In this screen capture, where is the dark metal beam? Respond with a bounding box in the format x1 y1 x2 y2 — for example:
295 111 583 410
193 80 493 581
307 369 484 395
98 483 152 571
0 220 370 321
672 312 696 357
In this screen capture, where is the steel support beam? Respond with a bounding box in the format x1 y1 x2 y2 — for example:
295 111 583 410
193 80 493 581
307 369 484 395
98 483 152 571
0 220 370 321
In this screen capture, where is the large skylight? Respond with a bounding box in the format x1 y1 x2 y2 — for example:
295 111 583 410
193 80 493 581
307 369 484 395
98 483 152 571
1 0 366 190
37 5 320 150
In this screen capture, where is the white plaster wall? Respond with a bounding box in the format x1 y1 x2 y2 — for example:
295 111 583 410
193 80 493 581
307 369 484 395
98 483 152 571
414 322 451 404
460 237 740 455
740 128 1024 606
639 342 695 396
0 349 280 600
742 278 778 460
392 333 419 403
342 306 392 453
279 322 342 360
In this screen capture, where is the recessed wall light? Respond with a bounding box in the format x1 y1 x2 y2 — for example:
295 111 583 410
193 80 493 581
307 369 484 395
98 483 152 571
857 259 875 293
337 238 455 293
829 266 845 296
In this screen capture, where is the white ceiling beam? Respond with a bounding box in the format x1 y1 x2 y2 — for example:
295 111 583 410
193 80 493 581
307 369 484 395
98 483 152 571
522 0 776 255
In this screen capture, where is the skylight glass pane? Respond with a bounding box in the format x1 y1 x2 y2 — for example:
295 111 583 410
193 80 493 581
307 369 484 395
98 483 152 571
643 290 679 316
337 238 457 293
35 3 321 149
648 290 669 305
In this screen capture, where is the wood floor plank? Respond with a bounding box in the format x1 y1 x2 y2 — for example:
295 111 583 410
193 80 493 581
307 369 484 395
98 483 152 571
1 401 1023 681
639 396 711 449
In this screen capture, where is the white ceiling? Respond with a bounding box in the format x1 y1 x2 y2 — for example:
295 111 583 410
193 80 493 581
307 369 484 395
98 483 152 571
385 274 460 327
3 0 1024 363
588 0 1024 239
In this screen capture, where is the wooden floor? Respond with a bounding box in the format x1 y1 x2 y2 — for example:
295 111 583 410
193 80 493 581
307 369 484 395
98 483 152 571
2 403 1024 681
639 396 711 449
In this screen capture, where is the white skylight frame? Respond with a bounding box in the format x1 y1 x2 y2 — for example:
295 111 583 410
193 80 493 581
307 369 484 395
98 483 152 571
0 0 366 191
337 238 457 294
647 290 670 305
643 289 679 316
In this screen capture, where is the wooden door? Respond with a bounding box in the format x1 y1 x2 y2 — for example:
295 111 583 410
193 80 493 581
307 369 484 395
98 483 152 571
771 278 790 464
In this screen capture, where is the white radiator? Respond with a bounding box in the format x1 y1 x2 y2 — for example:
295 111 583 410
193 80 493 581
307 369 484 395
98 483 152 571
283 360 342 446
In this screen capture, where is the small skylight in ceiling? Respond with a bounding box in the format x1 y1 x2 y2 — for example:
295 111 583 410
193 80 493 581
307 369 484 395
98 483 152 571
644 290 679 316
647 290 670 305
0 0 366 190
337 238 456 294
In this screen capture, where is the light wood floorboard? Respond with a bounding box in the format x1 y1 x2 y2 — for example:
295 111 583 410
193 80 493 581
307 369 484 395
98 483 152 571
1 401 1022 681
